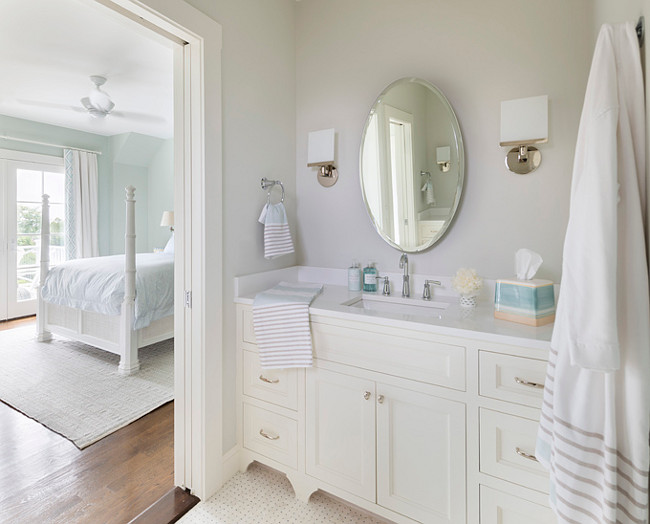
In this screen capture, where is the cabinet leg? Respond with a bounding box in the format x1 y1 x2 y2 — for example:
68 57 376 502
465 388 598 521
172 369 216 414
240 453 255 474
286 471 318 503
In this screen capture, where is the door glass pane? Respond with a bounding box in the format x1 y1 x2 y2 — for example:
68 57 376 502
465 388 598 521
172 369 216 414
17 169 42 202
50 234 65 265
50 204 64 233
17 204 41 235
44 171 65 203
16 268 38 302
16 236 38 267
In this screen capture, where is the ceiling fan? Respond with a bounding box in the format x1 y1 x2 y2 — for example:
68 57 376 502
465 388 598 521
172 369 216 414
80 75 115 118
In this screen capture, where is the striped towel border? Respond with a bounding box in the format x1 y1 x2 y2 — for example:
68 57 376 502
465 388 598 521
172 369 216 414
253 282 323 369
259 202 294 259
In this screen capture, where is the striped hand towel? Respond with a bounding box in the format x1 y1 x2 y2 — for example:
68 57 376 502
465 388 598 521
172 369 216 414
258 202 294 259
252 282 323 369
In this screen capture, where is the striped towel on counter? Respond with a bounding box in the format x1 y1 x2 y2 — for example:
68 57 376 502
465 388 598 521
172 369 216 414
252 282 323 369
258 202 294 259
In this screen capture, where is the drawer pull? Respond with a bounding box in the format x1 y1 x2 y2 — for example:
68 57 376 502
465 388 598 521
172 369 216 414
514 377 544 389
259 428 280 441
515 447 538 462
259 374 279 384
363 391 371 400
377 395 385 404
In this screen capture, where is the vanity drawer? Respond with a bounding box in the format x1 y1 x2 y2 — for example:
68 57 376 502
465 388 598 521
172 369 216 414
243 350 298 410
480 486 555 524
240 307 257 344
243 403 297 469
312 322 465 390
479 351 547 408
480 409 549 493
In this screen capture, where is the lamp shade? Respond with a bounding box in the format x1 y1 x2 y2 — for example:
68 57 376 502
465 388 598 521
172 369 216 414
160 211 174 227
307 128 335 166
500 95 548 145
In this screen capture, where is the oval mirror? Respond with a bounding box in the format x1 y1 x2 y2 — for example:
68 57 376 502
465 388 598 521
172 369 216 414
360 78 464 252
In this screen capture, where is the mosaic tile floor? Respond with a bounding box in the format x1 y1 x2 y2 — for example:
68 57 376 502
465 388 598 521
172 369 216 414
178 463 390 524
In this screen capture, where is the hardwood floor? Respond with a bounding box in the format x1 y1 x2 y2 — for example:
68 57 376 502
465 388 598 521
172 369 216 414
0 314 36 331
0 317 176 524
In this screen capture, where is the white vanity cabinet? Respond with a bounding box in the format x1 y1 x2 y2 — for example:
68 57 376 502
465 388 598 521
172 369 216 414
235 302 556 524
306 367 466 524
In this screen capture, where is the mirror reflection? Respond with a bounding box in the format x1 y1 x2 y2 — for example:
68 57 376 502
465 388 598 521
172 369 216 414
360 78 464 252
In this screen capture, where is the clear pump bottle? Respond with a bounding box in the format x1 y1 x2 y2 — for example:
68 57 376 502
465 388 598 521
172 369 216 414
363 261 378 292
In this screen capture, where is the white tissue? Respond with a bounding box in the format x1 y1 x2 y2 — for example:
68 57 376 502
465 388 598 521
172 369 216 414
515 248 543 280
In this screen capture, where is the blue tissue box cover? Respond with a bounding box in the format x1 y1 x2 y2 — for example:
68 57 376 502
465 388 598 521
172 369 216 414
494 279 555 319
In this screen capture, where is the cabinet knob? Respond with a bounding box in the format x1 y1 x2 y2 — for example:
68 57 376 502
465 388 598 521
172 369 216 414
514 377 544 389
363 391 371 400
259 374 279 384
515 447 538 462
259 428 280 441
377 395 385 404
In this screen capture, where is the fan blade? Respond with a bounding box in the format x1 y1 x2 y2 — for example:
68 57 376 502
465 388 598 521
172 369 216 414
110 110 167 124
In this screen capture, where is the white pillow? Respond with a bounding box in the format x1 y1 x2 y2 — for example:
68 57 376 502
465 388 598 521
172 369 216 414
163 233 174 254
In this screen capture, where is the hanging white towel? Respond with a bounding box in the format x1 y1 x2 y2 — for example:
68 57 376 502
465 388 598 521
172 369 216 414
252 281 323 369
258 202 294 259
421 179 436 205
536 22 650 524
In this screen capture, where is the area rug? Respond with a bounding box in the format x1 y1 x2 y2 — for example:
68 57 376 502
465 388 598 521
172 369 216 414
0 325 173 449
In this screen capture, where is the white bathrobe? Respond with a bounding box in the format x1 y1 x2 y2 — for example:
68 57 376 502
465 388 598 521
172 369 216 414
536 22 650 523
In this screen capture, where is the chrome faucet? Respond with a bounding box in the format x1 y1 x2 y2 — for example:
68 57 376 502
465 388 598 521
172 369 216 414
399 253 410 297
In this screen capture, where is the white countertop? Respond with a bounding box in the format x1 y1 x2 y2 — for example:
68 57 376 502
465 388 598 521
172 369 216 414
234 267 553 351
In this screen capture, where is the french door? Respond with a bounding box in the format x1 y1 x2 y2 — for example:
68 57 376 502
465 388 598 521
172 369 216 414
0 150 64 321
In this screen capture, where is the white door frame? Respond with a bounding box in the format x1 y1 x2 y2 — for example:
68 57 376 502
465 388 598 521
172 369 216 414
95 0 223 499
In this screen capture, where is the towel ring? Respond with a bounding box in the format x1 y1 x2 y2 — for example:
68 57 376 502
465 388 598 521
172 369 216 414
261 177 285 204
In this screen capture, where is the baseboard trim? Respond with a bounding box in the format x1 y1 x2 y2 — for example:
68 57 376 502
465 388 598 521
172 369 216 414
128 486 199 524
222 445 241 483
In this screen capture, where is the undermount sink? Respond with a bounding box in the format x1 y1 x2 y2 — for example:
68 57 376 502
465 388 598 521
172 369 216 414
342 293 449 316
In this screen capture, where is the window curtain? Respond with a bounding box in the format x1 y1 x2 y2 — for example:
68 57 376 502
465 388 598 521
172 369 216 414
64 149 98 259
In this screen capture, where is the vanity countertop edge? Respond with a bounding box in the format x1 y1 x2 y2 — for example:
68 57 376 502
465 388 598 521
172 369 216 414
234 269 553 352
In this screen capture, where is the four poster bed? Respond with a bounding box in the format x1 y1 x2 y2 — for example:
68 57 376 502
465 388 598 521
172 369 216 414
36 186 174 375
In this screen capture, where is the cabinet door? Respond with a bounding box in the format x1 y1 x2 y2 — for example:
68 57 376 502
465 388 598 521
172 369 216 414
377 383 466 524
306 367 376 502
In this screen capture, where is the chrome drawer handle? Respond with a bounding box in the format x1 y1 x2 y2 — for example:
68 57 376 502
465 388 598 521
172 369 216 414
363 391 371 400
516 447 538 462
514 377 544 389
259 375 279 384
377 395 385 404
259 429 280 441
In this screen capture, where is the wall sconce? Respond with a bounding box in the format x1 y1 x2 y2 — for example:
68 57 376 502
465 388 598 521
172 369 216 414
436 146 451 172
500 95 548 175
160 210 174 232
307 128 338 187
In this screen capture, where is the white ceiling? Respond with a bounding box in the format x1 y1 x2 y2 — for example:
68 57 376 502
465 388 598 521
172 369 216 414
0 0 174 139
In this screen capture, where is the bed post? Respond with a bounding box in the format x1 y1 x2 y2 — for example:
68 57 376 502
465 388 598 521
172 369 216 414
37 194 52 342
118 185 139 375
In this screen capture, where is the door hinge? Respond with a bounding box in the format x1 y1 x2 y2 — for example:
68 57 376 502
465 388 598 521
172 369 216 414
184 290 192 308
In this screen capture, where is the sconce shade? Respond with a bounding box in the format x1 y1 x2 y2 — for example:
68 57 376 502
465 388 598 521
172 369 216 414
160 211 174 227
307 128 335 166
500 95 548 146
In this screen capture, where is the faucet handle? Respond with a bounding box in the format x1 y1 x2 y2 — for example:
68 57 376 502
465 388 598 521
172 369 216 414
376 275 391 296
422 279 441 301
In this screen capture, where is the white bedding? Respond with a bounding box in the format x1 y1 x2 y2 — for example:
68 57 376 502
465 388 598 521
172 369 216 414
41 253 174 330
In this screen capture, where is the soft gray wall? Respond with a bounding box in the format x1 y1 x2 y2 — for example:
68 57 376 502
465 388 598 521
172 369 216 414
295 0 593 283
183 0 297 454
148 138 174 251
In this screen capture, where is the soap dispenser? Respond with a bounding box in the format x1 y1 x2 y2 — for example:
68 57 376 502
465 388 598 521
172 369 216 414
348 260 362 291
363 261 378 292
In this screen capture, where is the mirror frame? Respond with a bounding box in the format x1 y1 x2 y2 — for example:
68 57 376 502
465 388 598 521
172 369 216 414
359 77 465 253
